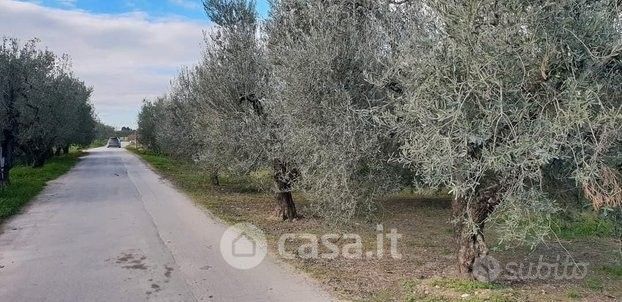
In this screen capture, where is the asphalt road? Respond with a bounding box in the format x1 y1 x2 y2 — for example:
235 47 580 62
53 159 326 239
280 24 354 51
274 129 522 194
0 147 332 302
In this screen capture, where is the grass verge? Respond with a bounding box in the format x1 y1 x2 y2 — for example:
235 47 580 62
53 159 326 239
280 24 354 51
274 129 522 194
0 151 84 222
129 147 622 301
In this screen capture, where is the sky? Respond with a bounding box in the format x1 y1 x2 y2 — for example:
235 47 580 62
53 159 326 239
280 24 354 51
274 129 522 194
0 0 269 129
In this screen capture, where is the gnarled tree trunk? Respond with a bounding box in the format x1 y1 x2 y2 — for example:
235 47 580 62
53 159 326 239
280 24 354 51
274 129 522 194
276 190 297 221
0 136 15 187
30 145 51 168
63 145 70 155
0 145 9 187
33 152 47 168
0 169 8 187
452 182 501 279
273 159 298 221
210 170 220 186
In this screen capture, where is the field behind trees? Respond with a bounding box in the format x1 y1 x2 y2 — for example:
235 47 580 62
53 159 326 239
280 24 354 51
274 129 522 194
136 0 622 300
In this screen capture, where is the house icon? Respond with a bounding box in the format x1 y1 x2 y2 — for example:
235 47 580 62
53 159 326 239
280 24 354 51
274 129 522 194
232 233 257 257
220 222 267 270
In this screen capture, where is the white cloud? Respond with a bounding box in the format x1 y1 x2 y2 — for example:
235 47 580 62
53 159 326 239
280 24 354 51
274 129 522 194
0 0 209 128
57 0 77 8
169 0 202 10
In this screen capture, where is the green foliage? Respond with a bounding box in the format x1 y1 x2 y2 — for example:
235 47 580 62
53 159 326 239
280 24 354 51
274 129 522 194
0 151 82 221
262 0 404 222
134 0 622 268
88 138 108 148
490 189 560 247
93 121 116 141
137 98 165 153
381 0 622 252
0 37 95 174
248 169 272 192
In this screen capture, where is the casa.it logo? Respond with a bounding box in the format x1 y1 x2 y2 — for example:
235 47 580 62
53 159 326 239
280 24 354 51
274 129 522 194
219 223 268 270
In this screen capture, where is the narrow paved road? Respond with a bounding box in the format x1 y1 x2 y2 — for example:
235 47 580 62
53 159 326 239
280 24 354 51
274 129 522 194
0 147 332 302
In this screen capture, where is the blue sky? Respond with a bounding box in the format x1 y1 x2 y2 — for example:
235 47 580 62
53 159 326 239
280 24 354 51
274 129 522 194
26 0 270 21
2 0 269 128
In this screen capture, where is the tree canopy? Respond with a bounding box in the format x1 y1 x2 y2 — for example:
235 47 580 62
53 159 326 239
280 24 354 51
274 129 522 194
136 0 622 278
1 38 96 185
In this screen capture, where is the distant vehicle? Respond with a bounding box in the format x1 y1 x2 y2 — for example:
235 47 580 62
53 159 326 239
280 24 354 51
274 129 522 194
107 137 121 148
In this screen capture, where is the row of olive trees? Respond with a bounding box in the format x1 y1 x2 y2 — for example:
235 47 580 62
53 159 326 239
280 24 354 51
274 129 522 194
0 38 96 186
138 0 621 278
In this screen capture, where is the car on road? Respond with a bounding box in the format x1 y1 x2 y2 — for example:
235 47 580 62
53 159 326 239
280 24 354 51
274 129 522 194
107 137 121 148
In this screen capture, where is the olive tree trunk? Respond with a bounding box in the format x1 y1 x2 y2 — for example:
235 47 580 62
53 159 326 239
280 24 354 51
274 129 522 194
30 145 52 168
210 170 220 186
33 152 47 168
0 137 15 187
0 147 9 187
273 159 298 221
451 183 501 279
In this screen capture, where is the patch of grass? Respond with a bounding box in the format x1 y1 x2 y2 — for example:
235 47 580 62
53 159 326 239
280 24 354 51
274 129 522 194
567 289 582 299
601 264 622 279
430 278 503 294
403 278 514 302
553 212 615 239
0 151 84 222
584 277 604 291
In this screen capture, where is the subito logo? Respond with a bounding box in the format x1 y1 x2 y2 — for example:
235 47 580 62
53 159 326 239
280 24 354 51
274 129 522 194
472 255 502 282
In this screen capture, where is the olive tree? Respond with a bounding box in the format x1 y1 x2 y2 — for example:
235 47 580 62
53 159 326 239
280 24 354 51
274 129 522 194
136 1 271 192
53 74 95 154
196 0 302 217
137 97 166 153
264 0 407 222
157 71 202 160
14 43 61 167
1 38 95 180
0 38 26 186
1 38 55 178
94 121 116 142
18 62 94 166
382 0 622 277
155 69 215 185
